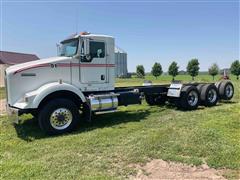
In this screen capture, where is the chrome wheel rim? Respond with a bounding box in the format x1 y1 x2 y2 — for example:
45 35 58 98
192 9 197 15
207 89 217 103
50 108 73 130
225 85 233 98
187 91 198 106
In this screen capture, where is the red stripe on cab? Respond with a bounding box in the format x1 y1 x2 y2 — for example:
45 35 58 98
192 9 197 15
14 63 115 74
14 64 50 74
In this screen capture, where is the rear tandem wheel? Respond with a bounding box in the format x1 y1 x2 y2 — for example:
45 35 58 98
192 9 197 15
177 85 200 110
199 84 218 107
216 80 234 100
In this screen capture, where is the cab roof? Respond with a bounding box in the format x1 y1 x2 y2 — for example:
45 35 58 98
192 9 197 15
61 32 113 43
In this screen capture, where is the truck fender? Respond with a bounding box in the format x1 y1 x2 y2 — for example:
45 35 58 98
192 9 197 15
31 82 86 109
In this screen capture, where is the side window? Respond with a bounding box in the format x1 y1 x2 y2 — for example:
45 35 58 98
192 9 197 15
90 41 105 58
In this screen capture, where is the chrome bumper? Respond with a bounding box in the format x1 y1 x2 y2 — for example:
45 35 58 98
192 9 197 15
7 105 19 124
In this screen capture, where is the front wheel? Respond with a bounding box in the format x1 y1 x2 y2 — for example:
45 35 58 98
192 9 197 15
38 98 80 135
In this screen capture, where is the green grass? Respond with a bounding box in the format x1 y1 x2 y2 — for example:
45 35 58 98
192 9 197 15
0 75 240 179
0 87 5 99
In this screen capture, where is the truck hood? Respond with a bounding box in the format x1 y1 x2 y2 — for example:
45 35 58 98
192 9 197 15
6 56 72 74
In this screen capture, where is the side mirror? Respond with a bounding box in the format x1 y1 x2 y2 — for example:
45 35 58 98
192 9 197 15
80 54 92 62
85 54 92 61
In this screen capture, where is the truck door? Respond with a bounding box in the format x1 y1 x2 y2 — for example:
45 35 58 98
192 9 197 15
80 39 108 84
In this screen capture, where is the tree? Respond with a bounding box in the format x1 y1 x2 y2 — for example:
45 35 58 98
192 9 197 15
136 65 145 78
208 63 219 80
230 60 240 80
168 61 179 80
187 58 200 80
151 62 163 79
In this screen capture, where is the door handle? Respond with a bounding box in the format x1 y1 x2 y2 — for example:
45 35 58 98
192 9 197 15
101 75 105 80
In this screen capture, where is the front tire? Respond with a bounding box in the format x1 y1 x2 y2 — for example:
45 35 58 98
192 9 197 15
38 98 80 135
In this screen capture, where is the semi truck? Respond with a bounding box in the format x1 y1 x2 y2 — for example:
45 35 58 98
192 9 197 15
5 32 234 135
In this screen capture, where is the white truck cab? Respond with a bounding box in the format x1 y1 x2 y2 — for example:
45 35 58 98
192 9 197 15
5 32 115 110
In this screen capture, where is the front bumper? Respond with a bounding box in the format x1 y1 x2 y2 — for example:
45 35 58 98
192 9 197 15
6 105 19 124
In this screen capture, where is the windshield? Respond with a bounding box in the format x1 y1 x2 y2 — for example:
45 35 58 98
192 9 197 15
60 39 79 57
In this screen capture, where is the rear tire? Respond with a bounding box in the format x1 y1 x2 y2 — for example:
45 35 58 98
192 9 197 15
178 85 200 110
218 81 234 100
38 98 80 135
200 84 218 107
197 84 205 92
215 81 222 90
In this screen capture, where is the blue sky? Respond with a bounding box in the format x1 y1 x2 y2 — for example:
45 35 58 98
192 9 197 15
1 1 239 72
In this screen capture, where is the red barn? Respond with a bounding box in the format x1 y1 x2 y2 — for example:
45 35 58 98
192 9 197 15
0 51 39 87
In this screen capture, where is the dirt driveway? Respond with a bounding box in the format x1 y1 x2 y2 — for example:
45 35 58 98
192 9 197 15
131 159 227 180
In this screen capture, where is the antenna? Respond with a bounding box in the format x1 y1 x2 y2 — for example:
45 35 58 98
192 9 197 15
75 8 78 34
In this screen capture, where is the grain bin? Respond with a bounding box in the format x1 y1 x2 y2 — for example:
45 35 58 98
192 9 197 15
115 46 128 77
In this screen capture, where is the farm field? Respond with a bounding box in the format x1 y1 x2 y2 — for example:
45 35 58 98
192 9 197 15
116 74 236 86
0 75 239 179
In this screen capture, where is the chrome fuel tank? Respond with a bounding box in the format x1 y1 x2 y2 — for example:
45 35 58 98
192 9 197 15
88 93 118 111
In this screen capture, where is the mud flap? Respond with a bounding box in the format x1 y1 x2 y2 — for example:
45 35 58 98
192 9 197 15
82 102 92 122
167 83 183 98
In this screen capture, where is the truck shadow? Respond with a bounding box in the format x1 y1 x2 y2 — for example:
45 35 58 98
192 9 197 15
78 109 153 132
218 100 238 104
13 109 152 141
165 100 238 111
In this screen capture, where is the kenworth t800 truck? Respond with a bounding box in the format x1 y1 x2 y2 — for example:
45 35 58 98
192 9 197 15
5 32 234 135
